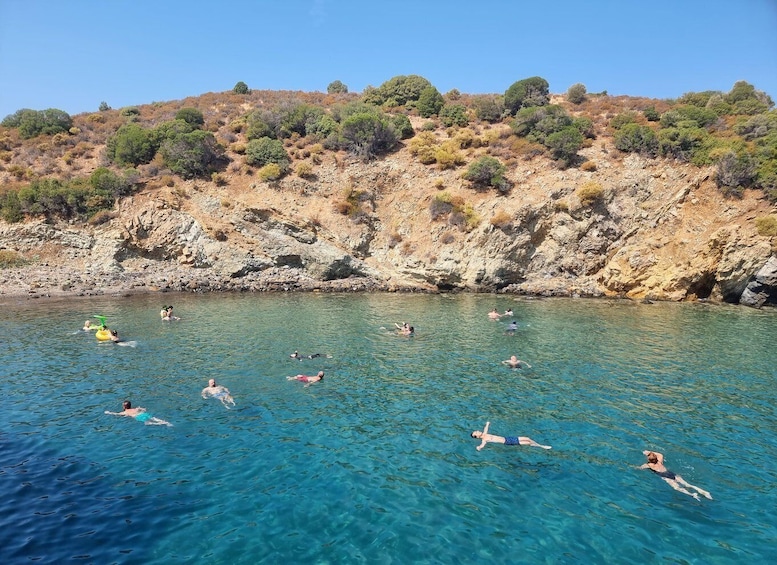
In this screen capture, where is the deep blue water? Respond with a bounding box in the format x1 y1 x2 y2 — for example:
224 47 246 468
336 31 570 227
0 293 775 564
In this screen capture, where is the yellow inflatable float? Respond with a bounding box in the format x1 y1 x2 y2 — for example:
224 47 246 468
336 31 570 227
95 329 112 341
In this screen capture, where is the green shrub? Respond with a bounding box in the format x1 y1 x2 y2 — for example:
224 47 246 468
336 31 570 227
643 106 660 122
1 108 72 139
463 156 508 191
610 111 639 130
546 126 583 166
89 167 133 199
504 76 550 114
233 81 250 94
417 87 444 118
160 130 225 178
658 126 709 162
715 151 755 196
660 106 718 129
245 137 290 169
439 104 469 127
472 95 504 123
567 83 587 104
99 101 111 112
614 123 659 156
362 75 433 108
327 80 348 94
391 114 414 139
246 112 275 140
107 123 156 166
340 112 398 159
175 107 205 127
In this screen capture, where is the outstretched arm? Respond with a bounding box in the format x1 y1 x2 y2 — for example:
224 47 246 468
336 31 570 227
104 410 124 416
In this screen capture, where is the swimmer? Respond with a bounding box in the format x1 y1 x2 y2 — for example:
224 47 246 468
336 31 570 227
471 421 551 450
502 355 531 369
639 450 712 500
290 350 331 360
201 378 236 408
82 320 96 331
505 320 518 335
395 323 414 336
162 305 180 321
287 371 324 385
504 308 514 316
488 308 502 320
109 329 121 343
105 400 172 426
160 305 168 319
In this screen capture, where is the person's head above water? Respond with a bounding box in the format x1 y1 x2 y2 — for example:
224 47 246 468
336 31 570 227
646 452 659 464
317 371 324 379
123 400 131 410
208 378 216 387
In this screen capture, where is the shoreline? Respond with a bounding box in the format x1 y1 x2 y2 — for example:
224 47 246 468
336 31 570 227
1 263 770 309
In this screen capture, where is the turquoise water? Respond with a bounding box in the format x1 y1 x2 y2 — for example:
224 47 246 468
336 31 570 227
1 293 775 564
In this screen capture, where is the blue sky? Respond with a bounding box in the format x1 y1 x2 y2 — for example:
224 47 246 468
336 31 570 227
1 0 776 118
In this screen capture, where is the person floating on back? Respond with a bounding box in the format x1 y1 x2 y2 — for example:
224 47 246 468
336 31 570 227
201 378 236 408
471 421 551 450
639 450 712 500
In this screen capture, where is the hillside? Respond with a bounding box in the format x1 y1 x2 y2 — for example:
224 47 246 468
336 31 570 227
1 82 776 306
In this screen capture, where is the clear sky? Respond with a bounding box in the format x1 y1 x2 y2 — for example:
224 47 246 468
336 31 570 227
1 0 776 118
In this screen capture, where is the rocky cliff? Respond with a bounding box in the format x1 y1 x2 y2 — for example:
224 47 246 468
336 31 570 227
1 103 775 306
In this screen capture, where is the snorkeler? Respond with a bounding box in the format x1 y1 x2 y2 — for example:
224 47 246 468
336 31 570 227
105 400 172 426
201 378 236 408
502 355 531 369
639 450 712 500
471 421 551 450
287 371 324 385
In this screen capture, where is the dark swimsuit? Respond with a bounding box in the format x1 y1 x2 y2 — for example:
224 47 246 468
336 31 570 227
653 469 677 480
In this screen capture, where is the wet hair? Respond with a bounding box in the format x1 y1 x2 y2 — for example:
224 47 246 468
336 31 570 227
123 400 131 410
647 452 659 464
471 431 478 438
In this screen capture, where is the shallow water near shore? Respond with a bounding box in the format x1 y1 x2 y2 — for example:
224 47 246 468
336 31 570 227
1 293 776 563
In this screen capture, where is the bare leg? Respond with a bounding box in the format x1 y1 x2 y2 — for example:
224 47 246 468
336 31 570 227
519 437 552 449
676 476 712 499
664 478 700 500
147 417 173 427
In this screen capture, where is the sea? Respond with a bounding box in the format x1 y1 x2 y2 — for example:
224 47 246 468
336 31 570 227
0 292 775 564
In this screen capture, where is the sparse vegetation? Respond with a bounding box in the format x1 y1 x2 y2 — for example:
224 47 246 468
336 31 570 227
577 181 604 206
755 215 777 237
0 249 28 268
